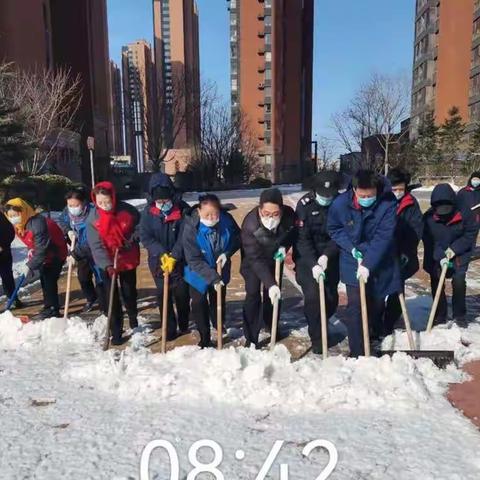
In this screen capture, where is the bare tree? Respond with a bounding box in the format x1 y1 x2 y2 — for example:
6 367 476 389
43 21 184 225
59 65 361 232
188 98 261 188
331 72 411 174
316 136 337 170
147 70 216 172
4 66 82 174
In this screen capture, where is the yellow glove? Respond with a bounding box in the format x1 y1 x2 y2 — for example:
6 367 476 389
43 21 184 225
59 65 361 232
160 253 177 274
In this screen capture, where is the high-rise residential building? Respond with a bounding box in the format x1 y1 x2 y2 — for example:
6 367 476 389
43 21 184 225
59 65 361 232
411 0 476 137
0 0 112 183
228 0 314 183
153 0 201 175
109 61 124 156
122 40 155 173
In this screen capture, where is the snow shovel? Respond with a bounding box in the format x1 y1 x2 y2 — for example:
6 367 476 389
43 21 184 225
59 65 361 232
359 275 371 357
216 262 223 350
427 262 448 333
381 284 454 368
103 249 119 351
318 274 328 359
269 258 282 350
4 275 30 324
63 235 77 320
161 271 169 354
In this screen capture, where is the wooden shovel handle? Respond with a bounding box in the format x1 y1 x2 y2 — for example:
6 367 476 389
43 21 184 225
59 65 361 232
319 275 328 359
161 271 169 354
270 258 282 350
63 235 77 320
399 293 415 350
359 278 370 357
103 249 119 351
426 263 448 333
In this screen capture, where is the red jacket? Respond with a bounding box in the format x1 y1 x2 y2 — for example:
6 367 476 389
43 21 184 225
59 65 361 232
18 215 68 270
87 181 140 272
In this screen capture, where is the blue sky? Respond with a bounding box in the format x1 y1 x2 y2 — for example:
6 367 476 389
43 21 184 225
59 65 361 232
107 0 415 142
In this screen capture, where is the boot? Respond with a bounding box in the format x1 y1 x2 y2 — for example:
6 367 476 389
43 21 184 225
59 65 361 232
33 306 60 321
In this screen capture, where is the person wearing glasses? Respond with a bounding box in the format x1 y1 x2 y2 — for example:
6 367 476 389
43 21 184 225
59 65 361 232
240 188 296 348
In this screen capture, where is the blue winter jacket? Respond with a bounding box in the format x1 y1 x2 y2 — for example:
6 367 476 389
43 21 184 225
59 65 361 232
58 203 95 261
140 173 190 276
327 185 402 297
183 210 241 294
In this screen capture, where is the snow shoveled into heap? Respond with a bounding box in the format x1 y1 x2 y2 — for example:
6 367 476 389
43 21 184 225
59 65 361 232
1 311 478 412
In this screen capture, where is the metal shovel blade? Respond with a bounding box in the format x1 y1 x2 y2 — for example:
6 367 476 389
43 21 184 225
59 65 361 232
378 350 455 369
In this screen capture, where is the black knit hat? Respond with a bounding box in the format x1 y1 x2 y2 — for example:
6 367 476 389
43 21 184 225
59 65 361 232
260 188 283 207
152 186 173 201
387 167 411 187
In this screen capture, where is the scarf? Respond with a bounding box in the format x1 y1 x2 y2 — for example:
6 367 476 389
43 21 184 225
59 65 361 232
5 198 36 235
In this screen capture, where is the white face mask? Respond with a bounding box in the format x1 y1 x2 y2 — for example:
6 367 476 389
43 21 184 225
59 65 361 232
393 191 405 201
68 206 84 217
261 216 281 231
9 216 21 226
100 204 113 212
200 218 219 228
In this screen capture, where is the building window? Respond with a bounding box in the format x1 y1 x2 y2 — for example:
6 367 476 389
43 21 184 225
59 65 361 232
471 101 480 121
475 19 480 40
413 63 427 86
471 74 480 97
413 88 426 109
264 33 271 45
231 78 238 91
264 15 272 27
265 51 272 62
415 36 428 61
265 68 271 80
473 46 480 69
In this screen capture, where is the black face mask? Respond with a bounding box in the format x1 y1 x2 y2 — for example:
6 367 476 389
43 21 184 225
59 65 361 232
434 205 454 221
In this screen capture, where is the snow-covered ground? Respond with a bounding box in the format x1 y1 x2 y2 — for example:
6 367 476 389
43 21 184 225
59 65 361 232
1 312 480 479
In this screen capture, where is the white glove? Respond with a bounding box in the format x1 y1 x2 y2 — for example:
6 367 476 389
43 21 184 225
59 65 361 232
312 265 325 283
216 253 227 268
440 258 452 269
67 255 76 267
214 280 225 293
445 248 455 260
268 285 281 304
67 230 76 243
356 264 370 283
317 255 328 271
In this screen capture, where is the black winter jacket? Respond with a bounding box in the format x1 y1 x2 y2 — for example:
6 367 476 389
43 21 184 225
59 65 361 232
395 193 423 280
423 185 478 276
240 205 296 289
293 192 338 269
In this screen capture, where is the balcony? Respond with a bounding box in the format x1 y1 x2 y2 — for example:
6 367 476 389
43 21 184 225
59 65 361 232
258 83 265 90
258 30 265 38
258 117 265 124
257 49 265 56
257 101 265 107
258 65 266 73
257 14 265 21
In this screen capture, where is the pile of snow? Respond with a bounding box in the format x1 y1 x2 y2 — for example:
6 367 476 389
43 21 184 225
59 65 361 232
2 311 480 478
0 311 96 350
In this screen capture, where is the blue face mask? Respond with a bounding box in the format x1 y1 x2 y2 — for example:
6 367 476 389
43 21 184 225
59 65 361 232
471 179 480 188
358 196 377 208
316 194 333 207
156 201 173 213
